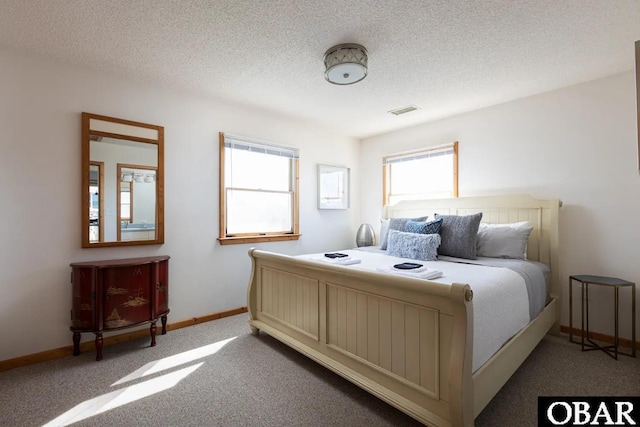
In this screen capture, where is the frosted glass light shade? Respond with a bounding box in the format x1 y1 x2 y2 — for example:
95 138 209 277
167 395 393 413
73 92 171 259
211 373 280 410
324 43 368 85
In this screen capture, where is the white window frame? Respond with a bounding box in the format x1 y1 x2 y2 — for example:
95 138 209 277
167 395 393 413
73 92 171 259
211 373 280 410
218 132 300 245
382 141 458 206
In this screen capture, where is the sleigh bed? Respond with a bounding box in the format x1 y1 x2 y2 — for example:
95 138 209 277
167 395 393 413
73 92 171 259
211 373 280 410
246 194 561 426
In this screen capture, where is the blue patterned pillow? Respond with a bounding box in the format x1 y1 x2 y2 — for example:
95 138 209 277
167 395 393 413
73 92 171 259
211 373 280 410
404 218 443 235
387 229 440 261
380 216 428 250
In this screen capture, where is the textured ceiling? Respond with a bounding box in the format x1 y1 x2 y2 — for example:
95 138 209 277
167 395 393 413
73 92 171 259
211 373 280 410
1 0 639 138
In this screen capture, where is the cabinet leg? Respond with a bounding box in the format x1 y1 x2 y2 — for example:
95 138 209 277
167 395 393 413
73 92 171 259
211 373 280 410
72 332 81 356
250 325 259 336
94 333 103 361
150 322 157 347
161 315 168 335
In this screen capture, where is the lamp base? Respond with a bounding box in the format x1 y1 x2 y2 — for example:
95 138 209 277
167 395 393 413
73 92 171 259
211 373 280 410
356 223 375 247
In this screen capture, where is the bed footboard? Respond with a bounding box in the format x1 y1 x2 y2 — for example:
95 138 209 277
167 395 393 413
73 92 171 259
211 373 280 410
247 249 474 427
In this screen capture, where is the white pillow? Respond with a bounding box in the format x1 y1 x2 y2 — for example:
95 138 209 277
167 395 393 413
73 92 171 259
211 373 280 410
476 221 533 259
379 219 389 248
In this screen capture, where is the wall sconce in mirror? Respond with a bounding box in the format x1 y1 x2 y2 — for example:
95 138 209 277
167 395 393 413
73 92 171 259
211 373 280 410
121 172 156 183
82 112 164 248
318 164 350 209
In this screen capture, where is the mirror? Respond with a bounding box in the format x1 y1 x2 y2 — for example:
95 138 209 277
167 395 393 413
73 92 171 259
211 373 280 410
82 113 164 247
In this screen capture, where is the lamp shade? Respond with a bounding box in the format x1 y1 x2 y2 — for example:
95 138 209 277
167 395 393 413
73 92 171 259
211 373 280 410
324 43 368 85
356 223 375 247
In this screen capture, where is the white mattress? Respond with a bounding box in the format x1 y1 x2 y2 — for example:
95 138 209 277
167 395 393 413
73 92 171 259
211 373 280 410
299 249 532 372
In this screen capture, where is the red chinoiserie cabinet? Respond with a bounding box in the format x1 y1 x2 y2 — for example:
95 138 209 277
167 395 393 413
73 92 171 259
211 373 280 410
70 256 170 360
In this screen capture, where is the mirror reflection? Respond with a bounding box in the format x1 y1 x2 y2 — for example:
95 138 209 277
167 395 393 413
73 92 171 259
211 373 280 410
82 113 164 248
117 163 157 241
89 162 104 242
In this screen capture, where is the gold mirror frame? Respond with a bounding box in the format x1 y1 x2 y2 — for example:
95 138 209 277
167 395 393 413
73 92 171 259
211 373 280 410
82 112 164 248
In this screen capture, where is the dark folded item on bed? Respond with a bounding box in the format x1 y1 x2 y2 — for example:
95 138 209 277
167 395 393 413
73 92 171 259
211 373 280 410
324 253 349 259
393 262 424 270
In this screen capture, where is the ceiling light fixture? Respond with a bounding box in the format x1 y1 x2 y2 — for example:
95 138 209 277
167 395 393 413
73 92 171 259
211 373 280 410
323 43 368 85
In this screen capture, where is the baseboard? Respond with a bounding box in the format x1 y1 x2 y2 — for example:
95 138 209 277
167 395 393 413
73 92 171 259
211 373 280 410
167 307 247 330
560 325 639 350
0 307 248 372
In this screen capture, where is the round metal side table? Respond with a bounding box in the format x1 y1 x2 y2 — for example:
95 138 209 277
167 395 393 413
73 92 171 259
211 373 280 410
569 274 636 360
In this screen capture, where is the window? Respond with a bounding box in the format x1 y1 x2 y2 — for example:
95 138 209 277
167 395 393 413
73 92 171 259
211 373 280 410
120 182 132 222
219 132 300 244
382 141 458 205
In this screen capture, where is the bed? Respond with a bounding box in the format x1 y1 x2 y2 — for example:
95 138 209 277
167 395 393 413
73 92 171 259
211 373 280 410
246 194 561 426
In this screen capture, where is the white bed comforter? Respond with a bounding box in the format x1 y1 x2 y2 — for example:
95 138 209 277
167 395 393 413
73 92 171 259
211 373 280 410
300 249 530 372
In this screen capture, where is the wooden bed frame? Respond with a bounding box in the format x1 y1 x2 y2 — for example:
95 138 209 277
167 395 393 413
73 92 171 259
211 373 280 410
247 194 561 426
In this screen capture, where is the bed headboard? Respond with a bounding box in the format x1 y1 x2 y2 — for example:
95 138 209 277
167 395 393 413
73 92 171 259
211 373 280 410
383 194 561 301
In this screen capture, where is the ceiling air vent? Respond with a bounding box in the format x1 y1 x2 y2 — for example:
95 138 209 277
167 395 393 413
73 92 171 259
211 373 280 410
388 105 419 116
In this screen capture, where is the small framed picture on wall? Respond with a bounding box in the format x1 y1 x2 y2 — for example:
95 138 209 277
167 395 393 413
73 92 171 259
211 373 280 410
318 164 350 209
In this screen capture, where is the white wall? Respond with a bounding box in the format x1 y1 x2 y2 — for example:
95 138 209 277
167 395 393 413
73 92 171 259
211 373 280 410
0 47 361 361
360 71 640 340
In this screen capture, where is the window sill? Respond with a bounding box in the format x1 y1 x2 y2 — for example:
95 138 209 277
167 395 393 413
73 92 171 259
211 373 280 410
217 234 301 245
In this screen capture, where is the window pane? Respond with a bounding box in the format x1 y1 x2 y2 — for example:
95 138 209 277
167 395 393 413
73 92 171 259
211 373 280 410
89 186 99 220
225 148 290 191
389 153 453 201
226 189 292 234
120 186 131 220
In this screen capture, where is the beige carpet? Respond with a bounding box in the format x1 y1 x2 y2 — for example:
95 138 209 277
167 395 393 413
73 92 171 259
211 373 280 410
0 314 638 426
